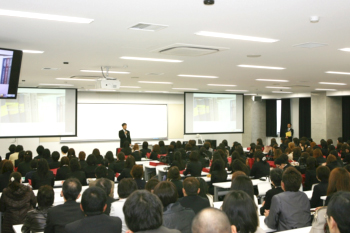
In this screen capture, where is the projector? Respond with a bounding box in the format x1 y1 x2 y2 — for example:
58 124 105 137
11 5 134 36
97 79 121 89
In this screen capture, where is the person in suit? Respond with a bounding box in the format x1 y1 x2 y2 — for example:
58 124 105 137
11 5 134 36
123 190 180 233
284 123 294 142
31 159 55 189
89 165 115 198
84 154 98 178
44 178 85 233
131 144 142 161
34 145 44 160
9 145 23 165
119 123 131 149
310 166 330 208
0 160 14 192
117 156 135 182
167 166 183 198
150 145 161 160
49 151 61 169
192 208 232 233
260 168 284 215
140 141 151 158
250 151 270 179
42 149 53 165
131 165 145 189
327 191 350 233
5 144 16 160
78 151 87 170
18 150 33 177
56 157 71 180
95 178 117 215
183 152 202 177
304 157 319 191
159 141 167 154
66 158 87 186
14 150 25 168
112 152 125 174
65 187 122 233
179 177 210 214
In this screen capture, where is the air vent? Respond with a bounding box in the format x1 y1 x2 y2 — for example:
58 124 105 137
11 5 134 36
247 54 261 58
42 68 60 70
152 43 229 57
129 23 168 32
146 73 164 76
293 42 327 49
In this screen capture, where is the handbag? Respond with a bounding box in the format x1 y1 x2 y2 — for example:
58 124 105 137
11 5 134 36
310 207 328 233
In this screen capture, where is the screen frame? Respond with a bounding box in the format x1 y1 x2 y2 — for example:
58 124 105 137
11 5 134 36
184 92 245 135
0 87 78 138
0 47 23 99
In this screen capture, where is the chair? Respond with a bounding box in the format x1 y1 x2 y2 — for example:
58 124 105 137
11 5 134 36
14 167 18 172
50 168 58 177
28 179 32 186
248 158 255 169
146 153 151 159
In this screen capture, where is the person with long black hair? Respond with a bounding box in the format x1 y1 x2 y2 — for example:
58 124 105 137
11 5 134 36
250 151 270 179
31 159 55 189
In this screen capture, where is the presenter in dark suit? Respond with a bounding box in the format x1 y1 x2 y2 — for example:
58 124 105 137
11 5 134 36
119 123 131 148
285 123 294 142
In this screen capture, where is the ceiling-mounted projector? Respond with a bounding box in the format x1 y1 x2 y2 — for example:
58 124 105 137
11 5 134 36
97 79 121 89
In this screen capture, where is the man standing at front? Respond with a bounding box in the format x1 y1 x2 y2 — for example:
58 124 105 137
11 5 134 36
285 123 294 142
119 123 131 148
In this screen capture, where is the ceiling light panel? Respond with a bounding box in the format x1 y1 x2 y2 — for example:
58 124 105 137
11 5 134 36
195 31 278 43
225 90 248 92
120 57 182 63
319 82 346 85
265 86 291 89
138 81 173 84
178 74 218 79
339 48 350 52
207 84 237 87
120 86 141 88
325 71 350 75
315 88 337 91
38 83 74 86
23 50 44 54
172 88 198 90
238 65 285 70
256 79 289 82
272 91 293 93
129 23 168 32
56 78 95 81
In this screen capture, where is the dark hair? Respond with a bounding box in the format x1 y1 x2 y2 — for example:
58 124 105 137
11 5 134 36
159 140 165 147
274 154 289 165
78 151 86 161
61 146 69 154
117 152 125 161
123 190 163 232
86 154 97 166
316 166 330 182
231 159 250 176
125 155 135 169
69 158 81 172
167 145 174 154
37 159 50 177
173 151 184 167
211 159 227 180
270 168 283 186
60 157 70 167
236 146 244 156
24 150 33 163
131 165 144 179
52 151 60 162
338 137 343 143
122 123 127 126
257 138 263 146
41 149 50 160
222 190 258 233
30 159 38 169
62 178 82 201
153 181 178 208
306 157 317 170
270 138 277 147
92 148 100 157
2 160 14 174
15 145 23 152
18 151 25 163
95 165 107 178
230 175 254 200
327 154 337 164
313 148 323 158
183 177 199 196
68 148 76 158
145 178 160 192
8 144 16 153
255 151 267 164
189 151 199 162
81 187 107 216
118 178 138 198
36 145 44 155
197 177 209 198
167 166 181 180
105 151 114 163
282 167 302 192
176 141 183 149
142 141 149 150
37 185 54 209
95 178 112 196
8 172 22 191
327 168 350 196
185 143 192 151
327 191 350 233
320 139 328 149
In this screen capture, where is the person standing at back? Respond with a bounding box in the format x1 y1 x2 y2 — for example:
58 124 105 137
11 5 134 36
119 123 131 149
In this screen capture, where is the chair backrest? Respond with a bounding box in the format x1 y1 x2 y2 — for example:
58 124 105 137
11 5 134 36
248 158 255 169
50 168 58 177
28 179 32 186
146 153 151 159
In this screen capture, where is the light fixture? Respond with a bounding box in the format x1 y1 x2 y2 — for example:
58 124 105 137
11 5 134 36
315 88 337 91
38 83 74 86
238 65 285 70
120 56 183 63
195 31 278 43
319 82 346 85
80 70 130 74
265 86 291 89
256 79 289 82
244 93 257 96
272 91 293 94
144 91 169 93
88 89 117 92
325 71 350 75
120 86 141 88
339 48 350 52
56 78 96 82
207 84 237 87
172 88 198 90
178 74 218 79
23 50 44 54
138 81 173 84
225 90 248 92
0 9 94 23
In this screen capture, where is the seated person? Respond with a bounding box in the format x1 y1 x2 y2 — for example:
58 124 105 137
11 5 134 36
231 175 258 206
22 185 54 233
78 151 87 170
56 157 71 180
327 191 350 233
131 144 142 161
171 152 186 171
18 150 32 176
209 159 227 195
25 159 38 183
310 166 330 208
88 165 115 198
117 156 135 182
192 208 232 233
31 159 55 189
167 166 183 198
274 154 291 171
66 158 87 186
150 144 161 161
49 151 61 169
145 177 160 193
140 141 151 158
179 177 210 214
325 167 350 205
113 152 125 174
95 178 117 215
264 167 311 231
260 168 284 215
250 151 270 179
65 187 122 233
131 165 145 189
83 154 98 179
183 152 202 177
123 190 180 233
304 157 319 191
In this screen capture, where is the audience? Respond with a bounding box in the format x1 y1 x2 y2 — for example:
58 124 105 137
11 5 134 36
209 159 227 195
78 151 87 170
145 177 160 193
159 140 167 154
131 165 145 189
183 151 202 177
43 149 53 165
45 178 84 233
197 178 213 207
84 154 98 178
140 141 151 158
192 208 232 233
31 159 55 189
310 166 330 208
260 168 284 215
95 178 117 215
231 175 257 205
89 165 115 197
56 157 71 180
14 150 25 168
66 158 87 186
0 160 14 192
117 155 135 181
121 142 132 156
123 190 180 233
50 151 61 169
326 191 350 233
22 185 54 233
113 152 125 173
24 159 38 183
250 151 270 179
60 146 69 158
6 144 16 160
153 181 195 233
230 159 250 176
326 154 341 171
93 148 104 165
264 167 311 231
65 187 122 233
150 144 160 160
167 167 183 198
304 157 318 191
131 144 141 161
0 172 36 233
325 167 350 205
274 154 291 171
9 145 23 164
67 148 76 160
18 150 33 177
179 177 210 214
171 151 186 171
313 148 326 165
110 178 138 233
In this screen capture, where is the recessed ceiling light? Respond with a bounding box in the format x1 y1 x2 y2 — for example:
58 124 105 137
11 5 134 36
272 91 293 94
265 86 291 89
88 89 117 92
225 90 248 92
56 78 96 81
325 71 350 75
315 88 337 91
319 82 346 85
138 81 173 84
207 84 237 87
172 88 198 90
80 70 130 74
256 79 289 82
120 86 141 88
178 74 218 79
339 48 350 52
38 83 74 86
195 31 278 43
23 50 44 54
238 65 285 70
129 23 168 32
0 9 94 23
120 57 183 63
144 91 169 93
244 93 257 96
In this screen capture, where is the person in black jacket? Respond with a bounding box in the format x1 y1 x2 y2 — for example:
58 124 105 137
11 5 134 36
167 166 183 198
18 151 33 177
310 166 330 208
93 148 105 165
49 151 61 169
42 149 53 165
131 144 142 161
66 158 87 186
209 159 227 195
22 185 54 233
326 154 341 171
34 145 44 160
175 141 187 159
150 145 161 161
5 144 16 160
131 165 145 189
14 150 25 168
121 141 132 156
304 157 319 191
140 141 151 158
118 123 131 149
0 160 14 192
78 151 87 170
164 145 175 164
198 147 209 168
117 155 135 182
31 159 55 189
260 168 283 215
56 157 71 181
84 154 98 178
113 152 125 174
154 181 195 233
105 151 117 173
95 178 117 215
183 152 202 177
25 160 38 183
250 151 270 179
44 178 85 233
159 141 167 154
313 148 326 166
171 152 186 171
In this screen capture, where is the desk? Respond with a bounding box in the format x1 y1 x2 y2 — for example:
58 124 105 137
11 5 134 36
278 227 312 233
259 216 277 232
13 224 22 233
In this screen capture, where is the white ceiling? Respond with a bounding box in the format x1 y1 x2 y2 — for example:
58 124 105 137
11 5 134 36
1 0 350 95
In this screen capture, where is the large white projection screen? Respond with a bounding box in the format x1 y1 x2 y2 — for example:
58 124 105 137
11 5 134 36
0 88 77 137
62 103 168 142
185 93 244 134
